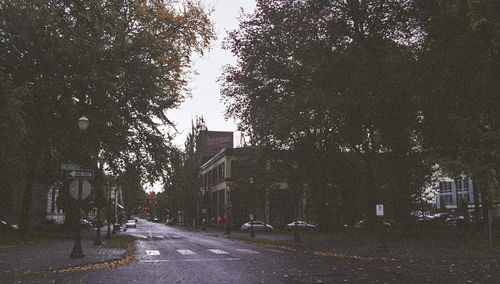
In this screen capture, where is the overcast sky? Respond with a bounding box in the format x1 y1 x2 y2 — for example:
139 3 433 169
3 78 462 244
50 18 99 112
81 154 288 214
166 0 257 148
149 1 256 193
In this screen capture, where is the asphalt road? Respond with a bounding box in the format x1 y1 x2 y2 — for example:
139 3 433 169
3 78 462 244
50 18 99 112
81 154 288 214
8 219 495 283
7 219 375 283
111 220 333 283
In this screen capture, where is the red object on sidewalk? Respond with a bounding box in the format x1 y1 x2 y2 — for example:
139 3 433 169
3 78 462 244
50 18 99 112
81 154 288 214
217 215 227 226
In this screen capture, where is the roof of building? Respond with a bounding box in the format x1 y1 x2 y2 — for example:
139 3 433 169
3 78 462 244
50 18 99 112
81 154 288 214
200 147 234 170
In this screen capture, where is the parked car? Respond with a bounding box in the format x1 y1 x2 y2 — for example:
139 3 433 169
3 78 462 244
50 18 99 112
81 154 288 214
354 219 391 229
433 212 450 220
416 215 435 225
286 221 316 230
0 220 20 232
125 219 137 228
240 221 273 232
80 219 91 227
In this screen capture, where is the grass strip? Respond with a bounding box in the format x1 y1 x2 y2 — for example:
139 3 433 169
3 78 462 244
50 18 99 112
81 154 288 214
0 230 71 248
104 235 132 249
228 235 303 247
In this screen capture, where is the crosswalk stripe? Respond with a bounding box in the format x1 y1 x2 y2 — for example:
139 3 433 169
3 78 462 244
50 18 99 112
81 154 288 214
132 234 148 239
146 250 160 255
141 258 239 263
208 249 229 254
177 249 196 255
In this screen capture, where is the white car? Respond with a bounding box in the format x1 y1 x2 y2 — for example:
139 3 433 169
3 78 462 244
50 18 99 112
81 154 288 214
286 221 316 230
125 219 137 228
240 221 273 232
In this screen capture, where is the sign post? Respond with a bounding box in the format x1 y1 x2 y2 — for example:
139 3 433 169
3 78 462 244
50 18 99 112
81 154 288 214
69 170 93 258
375 204 388 253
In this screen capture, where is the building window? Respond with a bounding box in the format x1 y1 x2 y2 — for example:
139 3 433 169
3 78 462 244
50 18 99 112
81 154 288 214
442 195 452 204
439 182 452 193
212 169 217 184
218 162 225 181
463 194 470 203
464 178 470 191
455 178 462 191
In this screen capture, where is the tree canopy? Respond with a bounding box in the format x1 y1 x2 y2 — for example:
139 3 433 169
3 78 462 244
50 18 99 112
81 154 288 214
221 0 429 226
221 0 499 227
0 0 214 226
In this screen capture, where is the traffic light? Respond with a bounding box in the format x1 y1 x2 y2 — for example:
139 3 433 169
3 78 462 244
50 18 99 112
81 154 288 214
142 207 145 211
154 201 158 205
147 207 150 211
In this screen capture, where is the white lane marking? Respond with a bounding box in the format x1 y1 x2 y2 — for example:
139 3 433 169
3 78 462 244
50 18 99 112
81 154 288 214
236 249 260 254
177 250 196 255
146 250 160 256
141 258 239 263
208 249 229 254
131 234 148 239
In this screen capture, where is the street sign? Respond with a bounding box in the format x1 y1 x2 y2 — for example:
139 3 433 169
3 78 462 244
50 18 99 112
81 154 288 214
69 179 92 200
376 204 384 217
67 170 94 179
201 209 207 214
61 164 82 171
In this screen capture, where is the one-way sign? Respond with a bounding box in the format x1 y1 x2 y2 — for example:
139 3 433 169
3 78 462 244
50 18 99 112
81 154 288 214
67 170 94 179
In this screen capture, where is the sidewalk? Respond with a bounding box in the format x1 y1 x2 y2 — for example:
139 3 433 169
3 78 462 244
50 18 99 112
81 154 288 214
0 227 126 276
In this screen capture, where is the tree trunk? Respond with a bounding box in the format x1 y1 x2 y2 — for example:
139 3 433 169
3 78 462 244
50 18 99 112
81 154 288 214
19 176 34 231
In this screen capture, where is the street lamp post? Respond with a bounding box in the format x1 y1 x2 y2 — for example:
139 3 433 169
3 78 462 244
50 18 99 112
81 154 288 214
292 162 301 243
225 187 231 235
106 180 112 240
372 130 388 253
249 177 256 238
201 187 208 231
70 116 89 258
93 162 103 245
112 188 117 234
